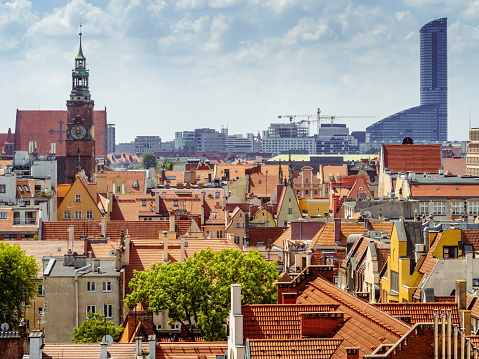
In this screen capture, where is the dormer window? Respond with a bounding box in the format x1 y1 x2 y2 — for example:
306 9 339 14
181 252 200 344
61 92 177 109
132 180 140 188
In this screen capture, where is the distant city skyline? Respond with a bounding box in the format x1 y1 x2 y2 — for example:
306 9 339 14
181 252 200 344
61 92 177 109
1 1 479 143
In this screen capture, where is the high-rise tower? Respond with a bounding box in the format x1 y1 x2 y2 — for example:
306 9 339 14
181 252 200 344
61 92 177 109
64 28 96 183
366 18 447 143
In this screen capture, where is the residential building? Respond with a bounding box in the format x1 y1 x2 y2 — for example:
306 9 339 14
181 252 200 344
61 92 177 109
467 128 479 175
42 254 124 342
367 18 448 142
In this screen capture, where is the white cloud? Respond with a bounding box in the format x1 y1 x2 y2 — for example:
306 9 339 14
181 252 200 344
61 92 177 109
281 17 329 46
395 11 410 21
208 0 238 8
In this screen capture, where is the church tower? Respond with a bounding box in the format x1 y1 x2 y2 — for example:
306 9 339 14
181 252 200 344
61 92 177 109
64 27 95 183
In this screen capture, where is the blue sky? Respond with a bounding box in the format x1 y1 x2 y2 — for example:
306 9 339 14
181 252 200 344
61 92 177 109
1 0 479 144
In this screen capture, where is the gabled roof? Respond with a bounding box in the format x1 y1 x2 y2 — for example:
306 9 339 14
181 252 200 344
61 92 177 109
296 276 411 358
106 170 145 193
382 144 442 174
249 227 288 247
15 109 106 156
372 302 459 325
340 236 383 270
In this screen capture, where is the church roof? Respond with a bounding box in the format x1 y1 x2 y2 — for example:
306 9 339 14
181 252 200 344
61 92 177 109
15 109 106 157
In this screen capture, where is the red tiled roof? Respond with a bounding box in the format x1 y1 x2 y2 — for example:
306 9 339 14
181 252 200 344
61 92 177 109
297 276 410 358
155 342 227 359
249 227 288 247
372 303 459 325
382 144 442 174
42 342 139 359
15 109 106 157
409 184 479 198
443 157 467 176
105 170 146 193
242 304 340 339
247 338 342 359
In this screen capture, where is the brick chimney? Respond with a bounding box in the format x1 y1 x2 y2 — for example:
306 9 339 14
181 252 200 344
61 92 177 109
334 218 341 245
301 312 345 338
456 280 471 335
100 217 107 238
345 347 360 359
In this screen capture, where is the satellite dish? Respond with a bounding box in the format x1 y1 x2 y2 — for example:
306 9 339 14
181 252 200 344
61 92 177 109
102 334 113 346
1 323 9 331
109 249 116 257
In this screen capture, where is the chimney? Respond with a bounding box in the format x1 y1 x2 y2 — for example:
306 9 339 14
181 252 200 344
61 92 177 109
190 170 196 184
334 218 341 245
135 336 142 356
100 217 107 238
96 172 108 193
68 225 74 248
169 213 175 233
101 342 108 359
148 335 156 358
456 280 471 335
180 236 185 263
227 284 245 359
123 232 130 265
115 248 122 271
29 331 43 359
163 231 168 263
345 347 360 359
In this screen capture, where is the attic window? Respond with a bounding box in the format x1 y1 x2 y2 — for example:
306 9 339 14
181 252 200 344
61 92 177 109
17 185 23 192
132 180 140 188
173 200 178 206
23 185 30 193
456 186 459 190
258 180 262 184
436 186 439 190
142 200 146 206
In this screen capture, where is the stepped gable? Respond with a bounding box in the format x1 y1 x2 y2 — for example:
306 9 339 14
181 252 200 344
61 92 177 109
372 302 459 325
246 338 342 359
412 232 442 300
242 304 340 340
296 276 410 358
15 109 106 157
382 144 442 174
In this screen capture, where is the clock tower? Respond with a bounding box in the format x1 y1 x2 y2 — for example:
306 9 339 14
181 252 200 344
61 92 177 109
64 28 95 183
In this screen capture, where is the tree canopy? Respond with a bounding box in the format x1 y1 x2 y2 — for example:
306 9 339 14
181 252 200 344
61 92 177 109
72 312 124 343
0 243 40 328
162 158 174 170
125 248 280 341
141 153 157 169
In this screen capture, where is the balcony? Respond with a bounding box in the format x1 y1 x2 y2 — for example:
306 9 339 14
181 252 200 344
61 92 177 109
13 218 36 225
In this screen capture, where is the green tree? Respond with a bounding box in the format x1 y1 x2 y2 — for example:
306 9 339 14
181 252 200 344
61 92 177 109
0 243 40 328
162 158 174 170
125 249 280 341
141 153 158 169
72 312 124 343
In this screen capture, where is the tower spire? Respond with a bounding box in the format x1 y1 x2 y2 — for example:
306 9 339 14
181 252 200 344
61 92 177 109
77 24 85 61
70 24 91 102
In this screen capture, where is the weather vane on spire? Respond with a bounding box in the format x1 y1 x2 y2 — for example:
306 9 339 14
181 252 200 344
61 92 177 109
79 23 82 37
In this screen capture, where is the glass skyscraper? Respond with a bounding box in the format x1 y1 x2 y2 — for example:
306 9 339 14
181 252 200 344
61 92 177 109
367 18 447 142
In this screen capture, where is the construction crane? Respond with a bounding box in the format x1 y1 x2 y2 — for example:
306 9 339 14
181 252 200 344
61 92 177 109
278 108 375 136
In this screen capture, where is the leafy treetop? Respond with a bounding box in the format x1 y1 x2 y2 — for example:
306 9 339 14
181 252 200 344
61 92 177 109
0 243 40 328
141 153 157 169
125 248 280 341
72 312 124 343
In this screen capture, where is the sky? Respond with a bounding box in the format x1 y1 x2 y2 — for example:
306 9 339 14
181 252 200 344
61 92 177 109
1 0 479 144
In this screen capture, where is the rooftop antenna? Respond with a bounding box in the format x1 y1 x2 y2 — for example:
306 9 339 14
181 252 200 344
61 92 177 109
469 107 472 132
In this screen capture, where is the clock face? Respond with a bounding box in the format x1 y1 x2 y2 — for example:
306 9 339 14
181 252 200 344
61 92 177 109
71 124 87 140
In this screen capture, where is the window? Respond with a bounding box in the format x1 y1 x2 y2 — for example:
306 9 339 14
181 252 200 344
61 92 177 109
142 200 146 206
258 180 262 184
63 211 71 220
173 200 178 206
75 194 81 202
155 324 162 331
38 285 44 296
215 192 220 198
75 211 82 220
116 186 121 193
102 282 112 292
288 208 293 214
473 278 479 287
443 246 458 259
236 223 241 228
86 211 93 219
470 201 479 215
17 185 23 193
0 212 6 219
314 190 318 195
86 282 96 292
305 178 309 183
216 230 223 238
391 270 399 293
452 201 465 215
305 190 309 195
86 305 96 317
433 202 446 215
0 184 5 193
419 202 429 215
23 185 30 193
234 236 240 244
104 304 113 319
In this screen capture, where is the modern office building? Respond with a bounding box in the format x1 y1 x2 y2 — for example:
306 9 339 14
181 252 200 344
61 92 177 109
367 18 447 143
134 136 161 154
106 123 115 154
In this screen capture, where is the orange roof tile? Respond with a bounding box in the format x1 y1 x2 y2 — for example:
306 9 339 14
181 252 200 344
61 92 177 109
372 303 459 325
41 342 139 358
105 170 146 194
382 144 442 174
443 157 467 176
155 341 227 359
322 166 348 183
296 276 410 358
409 184 479 198
247 338 342 359
249 227 288 247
